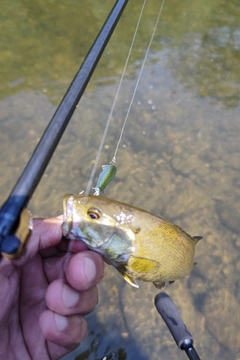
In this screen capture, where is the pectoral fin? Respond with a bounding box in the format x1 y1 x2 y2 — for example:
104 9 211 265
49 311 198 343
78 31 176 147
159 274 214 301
128 255 160 273
118 270 139 288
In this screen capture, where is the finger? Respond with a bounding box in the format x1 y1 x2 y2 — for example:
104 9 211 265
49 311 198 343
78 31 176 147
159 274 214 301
43 254 67 283
35 217 63 250
43 249 104 286
39 310 87 349
45 279 98 316
65 251 104 291
40 239 89 258
43 250 104 289
12 217 63 266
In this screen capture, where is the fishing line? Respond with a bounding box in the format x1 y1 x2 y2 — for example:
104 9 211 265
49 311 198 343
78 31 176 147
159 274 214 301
86 0 166 195
56 0 167 350
85 0 147 195
62 0 149 286
112 0 166 162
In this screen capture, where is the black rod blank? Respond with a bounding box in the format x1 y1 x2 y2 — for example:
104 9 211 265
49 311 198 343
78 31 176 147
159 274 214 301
155 292 201 360
0 0 129 253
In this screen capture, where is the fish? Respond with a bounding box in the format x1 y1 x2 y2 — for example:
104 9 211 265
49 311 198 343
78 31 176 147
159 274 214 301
62 194 202 289
93 164 117 196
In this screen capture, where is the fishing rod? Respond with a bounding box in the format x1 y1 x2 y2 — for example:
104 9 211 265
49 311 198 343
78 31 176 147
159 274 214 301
0 0 129 260
155 292 201 360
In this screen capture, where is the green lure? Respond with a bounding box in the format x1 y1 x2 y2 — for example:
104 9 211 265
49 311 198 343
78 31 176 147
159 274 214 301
93 164 117 196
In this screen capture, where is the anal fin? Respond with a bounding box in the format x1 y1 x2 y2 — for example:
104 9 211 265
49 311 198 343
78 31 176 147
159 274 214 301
153 280 175 289
153 281 166 289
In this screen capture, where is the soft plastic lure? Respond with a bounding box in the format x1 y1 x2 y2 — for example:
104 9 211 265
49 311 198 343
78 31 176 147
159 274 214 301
93 164 117 196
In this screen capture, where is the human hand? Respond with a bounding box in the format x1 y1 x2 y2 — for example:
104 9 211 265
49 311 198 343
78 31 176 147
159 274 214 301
0 216 104 360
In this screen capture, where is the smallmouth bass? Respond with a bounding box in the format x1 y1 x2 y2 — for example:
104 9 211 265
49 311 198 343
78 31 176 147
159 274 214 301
62 194 202 289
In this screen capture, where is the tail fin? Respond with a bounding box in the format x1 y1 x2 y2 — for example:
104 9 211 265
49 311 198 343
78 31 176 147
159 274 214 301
192 236 203 243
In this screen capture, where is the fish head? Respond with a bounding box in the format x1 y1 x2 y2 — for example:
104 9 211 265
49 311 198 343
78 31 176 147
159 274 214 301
62 194 136 259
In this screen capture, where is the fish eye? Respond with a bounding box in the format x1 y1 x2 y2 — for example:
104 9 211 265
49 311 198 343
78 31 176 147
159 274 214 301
87 208 101 219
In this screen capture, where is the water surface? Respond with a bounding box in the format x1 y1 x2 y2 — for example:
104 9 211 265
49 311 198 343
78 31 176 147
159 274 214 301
1 0 240 359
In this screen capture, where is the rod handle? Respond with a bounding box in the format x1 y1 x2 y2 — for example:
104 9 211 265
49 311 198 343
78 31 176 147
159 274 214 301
154 292 201 360
155 292 193 348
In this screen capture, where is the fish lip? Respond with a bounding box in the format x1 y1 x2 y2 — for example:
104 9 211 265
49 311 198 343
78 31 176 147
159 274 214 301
62 194 82 238
62 194 73 234
62 195 97 244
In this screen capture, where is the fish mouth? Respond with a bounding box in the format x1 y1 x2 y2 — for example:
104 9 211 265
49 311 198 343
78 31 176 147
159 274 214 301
62 194 102 245
62 194 82 240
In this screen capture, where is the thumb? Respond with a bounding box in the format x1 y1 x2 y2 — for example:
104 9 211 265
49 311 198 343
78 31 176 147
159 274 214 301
12 216 63 267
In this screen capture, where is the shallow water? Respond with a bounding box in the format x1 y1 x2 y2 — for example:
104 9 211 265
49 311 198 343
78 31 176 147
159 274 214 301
1 0 240 359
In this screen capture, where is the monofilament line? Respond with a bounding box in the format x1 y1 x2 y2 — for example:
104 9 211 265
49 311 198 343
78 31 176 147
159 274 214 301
112 0 166 162
85 0 147 195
